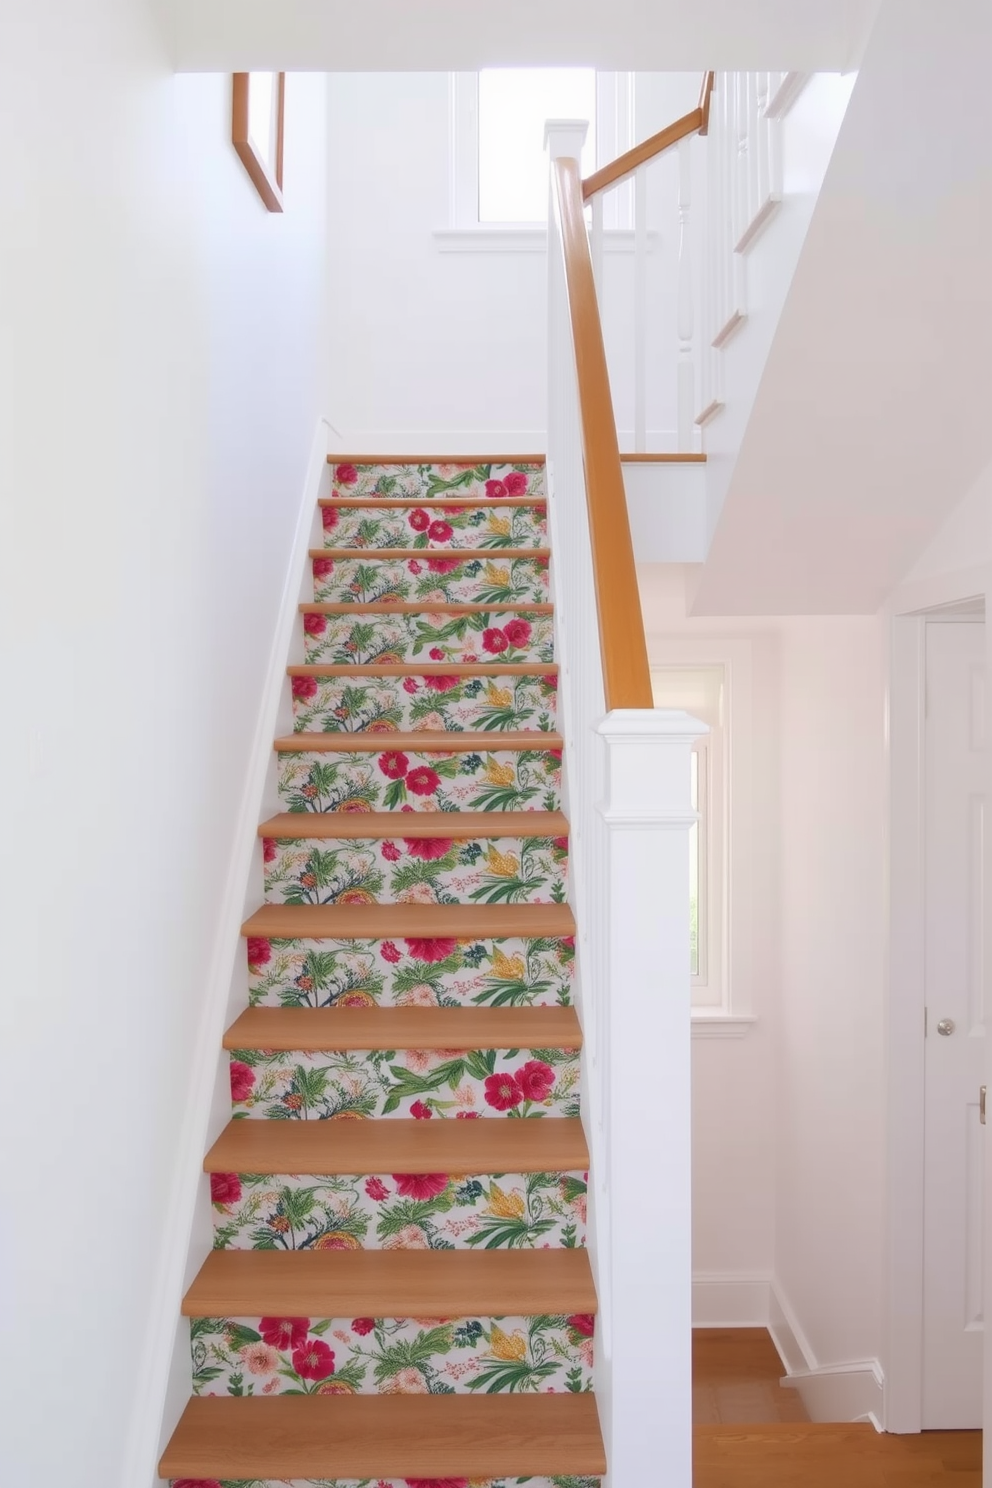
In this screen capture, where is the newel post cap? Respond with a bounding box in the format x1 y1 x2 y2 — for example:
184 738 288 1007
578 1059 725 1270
544 118 590 161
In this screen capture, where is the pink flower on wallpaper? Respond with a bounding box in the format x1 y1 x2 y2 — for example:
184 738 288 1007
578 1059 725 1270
351 1317 376 1335
379 750 409 779
380 940 402 963
408 508 431 532
429 647 446 660
517 1059 555 1102
209 1172 242 1206
404 936 458 962
292 1337 336 1381
292 675 318 701
392 1173 449 1201
410 1101 433 1120
408 559 423 575
262 837 277 863
552 836 569 853
303 612 327 636
426 556 460 574
424 675 460 692
312 557 334 579
503 618 532 649
228 1060 256 1103
485 1072 523 1111
382 841 402 862
335 463 359 485
246 936 271 968
173 1480 223 1488
428 519 453 542
407 766 441 796
560 935 575 952
567 1313 596 1337
365 1177 390 1200
541 673 558 690
482 628 509 655
403 677 420 694
455 1111 481 1119
260 1316 309 1350
504 471 529 496
404 837 454 860
485 479 509 499
321 505 339 531
240 1341 280 1375
405 1480 470 1488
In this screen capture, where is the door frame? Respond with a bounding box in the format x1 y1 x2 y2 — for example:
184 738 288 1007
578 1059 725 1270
885 564 990 1435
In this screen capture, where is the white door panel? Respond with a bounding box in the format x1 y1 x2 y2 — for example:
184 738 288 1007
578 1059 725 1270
923 619 986 1428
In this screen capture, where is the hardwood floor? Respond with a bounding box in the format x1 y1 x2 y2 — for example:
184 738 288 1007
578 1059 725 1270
693 1329 982 1487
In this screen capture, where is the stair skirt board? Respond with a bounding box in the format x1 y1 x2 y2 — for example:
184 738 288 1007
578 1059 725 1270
159 456 605 1484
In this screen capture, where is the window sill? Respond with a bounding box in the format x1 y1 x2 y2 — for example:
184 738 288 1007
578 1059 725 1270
433 226 660 254
690 1014 757 1040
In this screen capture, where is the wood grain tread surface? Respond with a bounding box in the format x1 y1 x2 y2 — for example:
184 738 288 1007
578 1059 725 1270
204 1115 589 1175
312 547 550 561
183 1245 595 1318
693 1423 981 1487
300 601 554 615
224 1004 583 1051
258 809 568 840
242 900 576 938
274 730 564 753
288 661 557 677
161 1393 604 1480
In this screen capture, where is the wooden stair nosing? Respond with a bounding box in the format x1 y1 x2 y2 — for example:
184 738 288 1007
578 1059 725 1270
241 899 576 939
288 661 557 677
312 546 550 561
204 1114 589 1175
320 495 547 509
274 729 564 753
160 1392 605 1480
258 809 569 841
225 1004 582 1052
300 600 554 615
182 1246 595 1319
327 454 547 466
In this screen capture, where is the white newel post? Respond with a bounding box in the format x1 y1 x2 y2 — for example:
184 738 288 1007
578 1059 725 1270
676 137 694 452
597 709 703 1488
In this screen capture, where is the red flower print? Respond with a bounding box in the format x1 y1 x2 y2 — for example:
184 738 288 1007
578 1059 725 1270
429 647 445 661
408 559 423 575
292 1337 336 1381
335 463 359 485
379 750 409 779
381 941 402 963
409 508 431 532
209 1171 242 1205
482 628 509 655
351 1317 376 1335
410 1100 433 1120
382 841 401 862
321 506 339 531
365 1177 390 1200
517 1059 555 1102
407 766 441 796
485 479 509 499
485 1072 523 1111
549 748 563 762
503 618 532 649
263 837 277 863
392 1173 450 1200
173 1481 223 1488
428 519 454 542
427 556 460 574
260 1316 310 1351
404 936 458 962
567 1313 596 1337
542 674 558 690
304 612 327 636
405 1480 469 1488
292 675 318 702
312 557 334 579
247 936 271 968
404 837 454 860
424 675 460 692
403 677 420 694
455 1111 481 1119
560 935 575 951
504 471 529 496
552 836 569 853
229 1060 256 1102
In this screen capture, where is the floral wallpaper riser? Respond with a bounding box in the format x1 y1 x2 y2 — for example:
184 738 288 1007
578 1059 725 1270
312 556 550 608
330 461 546 504
291 673 558 736
302 612 554 667
277 748 562 815
322 503 547 551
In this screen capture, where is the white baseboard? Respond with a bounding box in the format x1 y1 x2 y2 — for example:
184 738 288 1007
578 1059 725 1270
692 1271 772 1327
770 1277 885 1429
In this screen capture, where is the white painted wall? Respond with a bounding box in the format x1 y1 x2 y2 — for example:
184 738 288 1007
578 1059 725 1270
902 456 992 585
0 7 328 1482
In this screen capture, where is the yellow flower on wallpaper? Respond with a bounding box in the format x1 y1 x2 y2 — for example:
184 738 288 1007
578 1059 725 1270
484 561 510 586
485 684 513 708
491 948 525 980
488 1323 527 1362
483 757 516 787
486 846 519 877
485 1182 526 1220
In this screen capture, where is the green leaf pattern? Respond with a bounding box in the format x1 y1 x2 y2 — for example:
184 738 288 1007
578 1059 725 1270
323 500 547 551
277 747 562 815
303 611 555 666
291 672 558 735
329 460 546 503
312 554 550 607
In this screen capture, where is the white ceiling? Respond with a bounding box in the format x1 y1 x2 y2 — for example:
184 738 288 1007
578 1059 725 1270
170 0 879 72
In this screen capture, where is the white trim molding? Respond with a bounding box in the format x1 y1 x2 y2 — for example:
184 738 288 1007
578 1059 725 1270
770 1280 884 1429
691 1014 756 1038
692 1272 771 1326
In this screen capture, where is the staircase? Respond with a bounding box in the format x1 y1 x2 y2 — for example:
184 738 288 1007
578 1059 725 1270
160 457 607 1486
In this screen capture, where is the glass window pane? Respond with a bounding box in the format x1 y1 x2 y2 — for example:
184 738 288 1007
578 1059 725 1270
478 68 596 222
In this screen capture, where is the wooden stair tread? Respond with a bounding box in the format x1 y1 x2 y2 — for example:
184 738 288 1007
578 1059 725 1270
312 547 550 561
275 730 564 753
183 1246 595 1318
328 453 547 465
258 809 568 840
321 495 546 508
225 1004 582 1051
242 900 576 938
204 1115 588 1174
289 661 557 676
160 1392 604 1480
301 601 553 614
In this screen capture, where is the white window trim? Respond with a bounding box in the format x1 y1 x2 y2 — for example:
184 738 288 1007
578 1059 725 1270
650 637 756 1038
437 69 639 252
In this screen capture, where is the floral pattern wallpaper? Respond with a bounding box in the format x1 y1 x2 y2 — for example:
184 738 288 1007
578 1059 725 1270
190 1310 594 1398
228 1045 581 1121
262 833 569 909
210 1169 588 1252
329 461 546 504
301 612 554 668
290 672 558 735
277 747 562 816
246 933 574 1010
321 501 546 552
312 555 550 608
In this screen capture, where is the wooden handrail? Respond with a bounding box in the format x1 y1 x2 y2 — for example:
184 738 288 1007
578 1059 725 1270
552 156 653 712
698 70 716 136
582 107 703 200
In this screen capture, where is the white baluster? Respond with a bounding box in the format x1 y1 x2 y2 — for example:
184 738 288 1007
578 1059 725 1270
676 136 694 452
634 164 648 452
756 72 770 213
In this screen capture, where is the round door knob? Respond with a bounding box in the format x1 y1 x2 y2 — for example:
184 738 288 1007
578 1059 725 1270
937 1018 956 1037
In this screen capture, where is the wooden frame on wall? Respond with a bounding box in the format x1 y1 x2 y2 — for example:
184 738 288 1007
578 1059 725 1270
232 72 285 212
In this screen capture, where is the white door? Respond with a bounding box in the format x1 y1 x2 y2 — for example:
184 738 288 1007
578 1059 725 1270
923 618 987 1428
